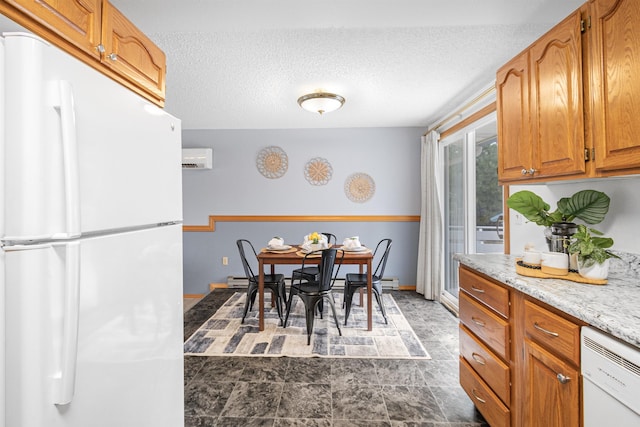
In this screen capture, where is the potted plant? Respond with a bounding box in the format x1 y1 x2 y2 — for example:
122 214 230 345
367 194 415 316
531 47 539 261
567 225 618 280
506 189 611 251
506 189 610 227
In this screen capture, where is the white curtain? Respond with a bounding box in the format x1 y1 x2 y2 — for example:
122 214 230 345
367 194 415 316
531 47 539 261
416 130 442 300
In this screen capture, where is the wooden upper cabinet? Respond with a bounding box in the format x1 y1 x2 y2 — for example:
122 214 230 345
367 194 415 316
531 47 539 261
101 1 166 103
497 50 532 182
590 0 640 173
4 0 102 59
497 9 586 183
529 10 586 179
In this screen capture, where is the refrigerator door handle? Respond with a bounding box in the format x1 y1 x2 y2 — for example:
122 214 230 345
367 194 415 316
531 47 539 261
52 241 81 405
50 80 81 239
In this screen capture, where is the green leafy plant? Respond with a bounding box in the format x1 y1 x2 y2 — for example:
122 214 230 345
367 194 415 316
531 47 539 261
567 225 618 268
506 189 610 227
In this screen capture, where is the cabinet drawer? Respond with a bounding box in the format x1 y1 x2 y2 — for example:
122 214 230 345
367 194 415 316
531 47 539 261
524 299 580 364
459 267 509 318
460 357 511 427
460 292 510 360
459 324 510 405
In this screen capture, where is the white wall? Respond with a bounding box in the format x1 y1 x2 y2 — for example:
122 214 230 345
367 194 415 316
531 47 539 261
509 177 640 256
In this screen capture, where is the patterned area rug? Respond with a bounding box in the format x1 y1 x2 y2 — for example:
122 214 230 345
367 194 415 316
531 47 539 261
184 291 430 359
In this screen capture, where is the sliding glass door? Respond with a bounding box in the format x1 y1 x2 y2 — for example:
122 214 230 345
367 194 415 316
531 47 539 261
440 114 503 312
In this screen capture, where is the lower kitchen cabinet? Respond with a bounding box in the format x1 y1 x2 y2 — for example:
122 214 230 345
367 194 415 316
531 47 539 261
524 339 581 427
459 265 584 427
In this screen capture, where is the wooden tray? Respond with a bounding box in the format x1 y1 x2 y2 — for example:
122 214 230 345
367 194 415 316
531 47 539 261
515 258 607 285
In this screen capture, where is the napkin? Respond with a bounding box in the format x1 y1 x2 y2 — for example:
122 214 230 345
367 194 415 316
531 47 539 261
342 237 362 249
268 237 285 248
301 240 328 253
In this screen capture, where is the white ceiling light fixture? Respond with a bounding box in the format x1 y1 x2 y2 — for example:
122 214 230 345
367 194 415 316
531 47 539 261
297 92 345 115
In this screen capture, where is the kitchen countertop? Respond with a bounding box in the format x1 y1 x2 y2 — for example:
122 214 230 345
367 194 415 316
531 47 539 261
454 253 640 349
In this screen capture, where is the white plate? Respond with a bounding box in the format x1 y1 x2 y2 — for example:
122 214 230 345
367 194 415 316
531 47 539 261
342 246 367 252
268 244 292 251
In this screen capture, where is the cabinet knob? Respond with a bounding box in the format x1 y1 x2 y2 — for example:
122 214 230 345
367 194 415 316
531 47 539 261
557 373 571 384
521 168 528 175
527 168 537 175
107 53 118 61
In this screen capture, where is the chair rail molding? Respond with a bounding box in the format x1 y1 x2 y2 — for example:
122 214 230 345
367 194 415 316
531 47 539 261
183 214 420 232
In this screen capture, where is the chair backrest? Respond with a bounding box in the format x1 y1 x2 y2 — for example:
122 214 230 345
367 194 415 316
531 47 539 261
317 248 344 291
321 232 337 246
237 239 257 280
372 239 393 280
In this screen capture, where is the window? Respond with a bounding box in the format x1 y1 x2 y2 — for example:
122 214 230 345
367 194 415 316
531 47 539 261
440 114 503 312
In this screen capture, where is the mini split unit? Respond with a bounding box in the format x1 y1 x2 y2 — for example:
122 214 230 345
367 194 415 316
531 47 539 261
181 148 212 169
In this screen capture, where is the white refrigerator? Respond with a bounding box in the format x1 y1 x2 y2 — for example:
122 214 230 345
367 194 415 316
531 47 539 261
1 31 184 427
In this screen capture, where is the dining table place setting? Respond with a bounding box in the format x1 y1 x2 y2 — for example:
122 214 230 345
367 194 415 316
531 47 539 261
262 236 296 253
341 236 371 254
296 231 331 257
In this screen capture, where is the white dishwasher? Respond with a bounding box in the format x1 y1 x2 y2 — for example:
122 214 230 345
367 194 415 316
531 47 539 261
581 327 640 427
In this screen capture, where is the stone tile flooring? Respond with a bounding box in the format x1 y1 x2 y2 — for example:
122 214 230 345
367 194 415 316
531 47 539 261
183 289 488 426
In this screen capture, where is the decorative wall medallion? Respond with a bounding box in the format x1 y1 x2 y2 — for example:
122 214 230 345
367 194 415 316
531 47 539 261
256 146 288 179
304 157 333 185
344 172 375 203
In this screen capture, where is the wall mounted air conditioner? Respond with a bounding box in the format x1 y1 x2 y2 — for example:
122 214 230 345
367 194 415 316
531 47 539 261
182 148 212 169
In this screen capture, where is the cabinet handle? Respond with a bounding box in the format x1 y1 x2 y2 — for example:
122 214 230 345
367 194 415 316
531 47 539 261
557 373 571 384
471 317 486 327
471 389 486 404
533 322 559 337
471 352 486 365
107 53 118 61
470 286 485 293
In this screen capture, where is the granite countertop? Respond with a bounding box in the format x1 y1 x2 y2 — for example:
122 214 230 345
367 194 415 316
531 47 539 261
454 253 640 350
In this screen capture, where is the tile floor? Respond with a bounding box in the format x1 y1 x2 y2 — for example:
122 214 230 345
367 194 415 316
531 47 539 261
183 289 488 426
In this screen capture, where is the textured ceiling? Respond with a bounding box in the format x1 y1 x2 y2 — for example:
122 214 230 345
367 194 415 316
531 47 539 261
111 0 584 130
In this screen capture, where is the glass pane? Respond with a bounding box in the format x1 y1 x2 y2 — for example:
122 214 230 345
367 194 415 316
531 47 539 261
444 137 465 298
474 121 504 253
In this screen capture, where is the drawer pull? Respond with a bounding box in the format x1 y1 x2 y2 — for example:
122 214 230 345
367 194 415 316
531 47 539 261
533 322 559 337
471 388 486 404
556 373 571 384
470 286 485 293
471 352 486 365
471 317 486 327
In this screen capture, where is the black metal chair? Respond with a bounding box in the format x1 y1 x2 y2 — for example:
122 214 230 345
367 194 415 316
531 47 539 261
236 239 287 324
290 233 336 286
283 247 345 345
343 238 392 325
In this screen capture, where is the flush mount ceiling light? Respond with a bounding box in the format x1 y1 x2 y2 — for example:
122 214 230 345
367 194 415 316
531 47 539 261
297 92 345 115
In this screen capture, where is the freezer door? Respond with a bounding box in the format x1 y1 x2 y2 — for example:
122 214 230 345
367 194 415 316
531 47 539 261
4 225 184 427
3 33 182 241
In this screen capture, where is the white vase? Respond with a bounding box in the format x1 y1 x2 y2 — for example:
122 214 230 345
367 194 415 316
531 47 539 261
578 258 610 280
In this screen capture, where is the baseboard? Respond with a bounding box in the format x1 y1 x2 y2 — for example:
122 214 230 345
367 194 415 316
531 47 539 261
209 283 229 291
398 285 417 291
184 293 206 299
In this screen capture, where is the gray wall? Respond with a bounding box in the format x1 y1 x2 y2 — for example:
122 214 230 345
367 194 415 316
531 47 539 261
181 127 424 295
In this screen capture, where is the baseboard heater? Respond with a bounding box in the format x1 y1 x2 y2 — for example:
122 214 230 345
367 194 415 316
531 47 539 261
226 276 399 290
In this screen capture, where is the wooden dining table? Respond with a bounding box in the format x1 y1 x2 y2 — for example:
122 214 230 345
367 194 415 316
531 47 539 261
257 245 374 331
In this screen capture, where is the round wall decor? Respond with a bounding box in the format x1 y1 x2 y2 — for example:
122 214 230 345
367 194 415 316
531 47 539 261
256 146 288 179
344 172 375 203
304 157 333 185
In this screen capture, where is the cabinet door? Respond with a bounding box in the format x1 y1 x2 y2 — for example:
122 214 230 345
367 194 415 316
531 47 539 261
529 10 586 179
4 0 101 59
524 339 580 427
100 1 166 103
590 0 640 173
497 50 532 182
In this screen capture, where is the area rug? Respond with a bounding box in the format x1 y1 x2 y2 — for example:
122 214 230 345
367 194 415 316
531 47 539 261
184 291 430 359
